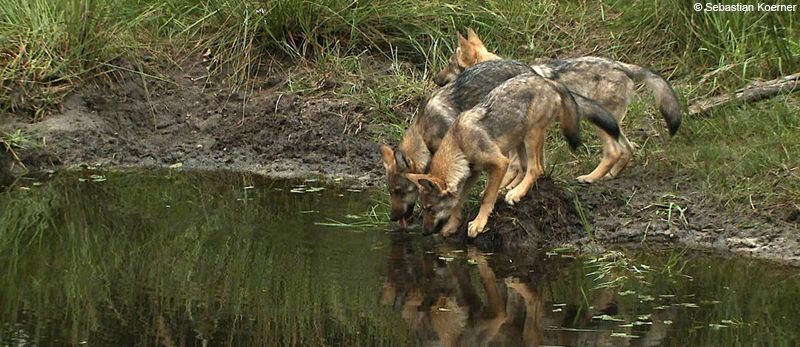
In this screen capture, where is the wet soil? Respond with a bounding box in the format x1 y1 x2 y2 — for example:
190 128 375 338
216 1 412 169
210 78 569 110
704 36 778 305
2 57 798 266
2 57 382 185
467 170 800 266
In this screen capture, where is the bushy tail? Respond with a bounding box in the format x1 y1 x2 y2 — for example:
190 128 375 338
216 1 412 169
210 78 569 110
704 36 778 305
548 81 581 151
617 62 682 136
573 93 621 140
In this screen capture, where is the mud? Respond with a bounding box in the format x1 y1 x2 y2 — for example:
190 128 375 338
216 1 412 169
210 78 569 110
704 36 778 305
465 168 800 266
444 177 584 252
4 57 382 185
2 57 798 266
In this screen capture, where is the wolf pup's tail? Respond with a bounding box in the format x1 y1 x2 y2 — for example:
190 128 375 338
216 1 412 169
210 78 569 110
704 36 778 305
548 80 582 151
573 93 621 140
617 62 682 136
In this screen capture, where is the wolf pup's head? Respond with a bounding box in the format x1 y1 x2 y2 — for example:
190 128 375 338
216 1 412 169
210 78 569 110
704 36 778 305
434 28 500 87
380 145 418 229
404 173 459 236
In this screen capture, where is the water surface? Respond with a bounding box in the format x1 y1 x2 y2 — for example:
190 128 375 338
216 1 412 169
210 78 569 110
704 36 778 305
1 170 798 346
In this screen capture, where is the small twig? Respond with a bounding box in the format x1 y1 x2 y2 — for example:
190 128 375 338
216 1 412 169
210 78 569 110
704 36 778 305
1 142 25 170
640 221 651 244
136 63 158 131
274 94 283 113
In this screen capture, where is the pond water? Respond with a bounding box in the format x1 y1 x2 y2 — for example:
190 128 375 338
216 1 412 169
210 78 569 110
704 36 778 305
1 170 799 346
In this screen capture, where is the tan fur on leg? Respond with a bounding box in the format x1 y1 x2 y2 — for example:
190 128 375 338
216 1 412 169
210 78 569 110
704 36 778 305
501 144 527 190
468 157 508 237
608 131 634 178
440 172 480 237
505 130 545 205
576 130 621 183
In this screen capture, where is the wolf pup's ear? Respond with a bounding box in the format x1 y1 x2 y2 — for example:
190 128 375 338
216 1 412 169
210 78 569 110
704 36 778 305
457 33 478 67
394 151 410 173
405 173 427 190
466 28 484 47
418 178 440 193
457 31 470 50
379 144 395 170
406 174 446 193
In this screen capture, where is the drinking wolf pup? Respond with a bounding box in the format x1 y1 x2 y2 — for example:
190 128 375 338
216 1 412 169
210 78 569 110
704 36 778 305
381 60 620 230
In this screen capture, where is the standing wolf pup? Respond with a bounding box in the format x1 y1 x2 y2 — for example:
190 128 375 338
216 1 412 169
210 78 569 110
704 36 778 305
380 60 533 229
405 73 620 238
381 59 621 230
436 29 681 183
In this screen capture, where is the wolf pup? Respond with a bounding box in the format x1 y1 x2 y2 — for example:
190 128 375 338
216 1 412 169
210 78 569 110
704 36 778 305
405 73 620 238
380 60 533 229
437 29 681 183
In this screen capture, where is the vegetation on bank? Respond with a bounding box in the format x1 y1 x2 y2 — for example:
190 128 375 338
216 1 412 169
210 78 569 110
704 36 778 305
2 0 797 114
1 0 798 210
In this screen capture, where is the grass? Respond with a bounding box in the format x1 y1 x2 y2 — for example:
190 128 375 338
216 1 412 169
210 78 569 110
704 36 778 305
0 0 147 119
1 0 798 208
544 93 800 214
0 129 28 149
0 129 29 171
661 95 800 210
5 0 793 111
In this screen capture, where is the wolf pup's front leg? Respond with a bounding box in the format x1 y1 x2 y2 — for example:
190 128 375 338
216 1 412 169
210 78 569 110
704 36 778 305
468 158 509 238
441 171 480 238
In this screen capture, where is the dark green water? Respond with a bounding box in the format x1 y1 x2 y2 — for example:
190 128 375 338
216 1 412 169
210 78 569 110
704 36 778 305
1 170 799 347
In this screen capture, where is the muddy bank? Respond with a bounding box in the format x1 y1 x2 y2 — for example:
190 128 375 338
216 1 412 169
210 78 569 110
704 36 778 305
453 170 800 266
3 58 383 185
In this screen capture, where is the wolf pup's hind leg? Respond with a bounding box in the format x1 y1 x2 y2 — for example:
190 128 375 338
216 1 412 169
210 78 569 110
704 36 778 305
501 143 528 191
505 129 545 205
607 130 635 178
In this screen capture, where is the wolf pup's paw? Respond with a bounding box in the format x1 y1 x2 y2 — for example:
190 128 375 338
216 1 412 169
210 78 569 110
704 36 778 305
504 277 526 291
467 219 487 238
576 174 598 184
504 188 525 206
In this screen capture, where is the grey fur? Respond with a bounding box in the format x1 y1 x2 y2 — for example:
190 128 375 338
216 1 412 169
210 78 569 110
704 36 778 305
533 57 682 136
464 73 582 154
615 62 682 135
418 59 535 156
394 151 409 172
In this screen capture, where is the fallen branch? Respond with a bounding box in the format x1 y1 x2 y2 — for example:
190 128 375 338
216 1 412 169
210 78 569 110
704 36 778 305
688 72 800 115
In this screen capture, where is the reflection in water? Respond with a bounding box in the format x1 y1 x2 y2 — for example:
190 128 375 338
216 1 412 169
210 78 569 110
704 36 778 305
1 170 799 346
0 170 409 346
380 234 677 347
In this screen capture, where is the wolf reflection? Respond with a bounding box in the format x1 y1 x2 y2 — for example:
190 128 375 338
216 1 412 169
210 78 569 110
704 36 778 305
380 234 675 347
